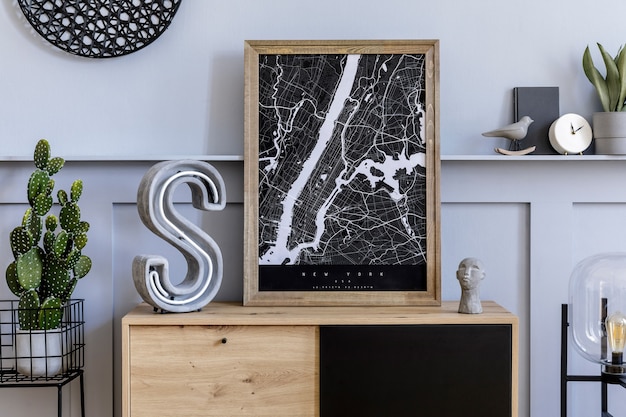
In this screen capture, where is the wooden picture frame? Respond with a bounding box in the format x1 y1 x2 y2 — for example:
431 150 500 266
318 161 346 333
244 40 440 306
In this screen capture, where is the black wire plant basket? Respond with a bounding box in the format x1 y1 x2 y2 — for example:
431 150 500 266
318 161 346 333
0 299 84 383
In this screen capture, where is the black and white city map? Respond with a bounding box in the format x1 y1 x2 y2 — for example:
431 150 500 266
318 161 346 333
257 53 429 291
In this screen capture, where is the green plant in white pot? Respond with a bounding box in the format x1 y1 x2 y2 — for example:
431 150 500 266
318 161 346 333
583 43 626 154
5 139 91 377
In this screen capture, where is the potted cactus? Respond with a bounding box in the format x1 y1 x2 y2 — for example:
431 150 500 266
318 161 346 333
5 139 91 376
582 43 626 154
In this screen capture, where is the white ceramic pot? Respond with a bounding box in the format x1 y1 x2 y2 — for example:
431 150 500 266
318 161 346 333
593 112 626 154
15 329 63 377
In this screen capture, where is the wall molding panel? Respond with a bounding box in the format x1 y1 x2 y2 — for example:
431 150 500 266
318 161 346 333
443 158 626 417
0 158 625 416
0 160 243 417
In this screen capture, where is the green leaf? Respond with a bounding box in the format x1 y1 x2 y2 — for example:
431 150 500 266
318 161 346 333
64 250 81 269
27 170 50 205
70 180 83 202
10 226 33 257
34 193 53 216
18 290 40 330
74 232 88 250
46 178 55 195
77 221 90 234
38 296 62 329
64 278 78 301
47 157 64 175
73 255 92 279
22 208 42 244
5 262 22 296
33 139 50 170
21 208 31 228
52 230 69 258
583 45 611 112
598 43 621 111
59 203 81 232
43 260 70 299
43 230 55 254
45 214 58 232
57 189 68 206
616 46 626 111
16 247 43 290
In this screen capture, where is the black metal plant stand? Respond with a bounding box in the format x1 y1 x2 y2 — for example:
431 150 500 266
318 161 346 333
561 303 626 417
0 369 85 417
0 299 86 417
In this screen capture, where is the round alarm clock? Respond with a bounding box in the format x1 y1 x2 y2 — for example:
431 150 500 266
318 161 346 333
548 113 593 155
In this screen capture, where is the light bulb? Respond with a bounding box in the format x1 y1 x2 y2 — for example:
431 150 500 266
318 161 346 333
606 311 626 365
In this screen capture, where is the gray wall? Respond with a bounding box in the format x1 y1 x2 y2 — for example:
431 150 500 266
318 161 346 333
2 1 626 417
0 1 616 157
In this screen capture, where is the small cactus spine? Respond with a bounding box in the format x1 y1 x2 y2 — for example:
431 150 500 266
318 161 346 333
5 139 91 330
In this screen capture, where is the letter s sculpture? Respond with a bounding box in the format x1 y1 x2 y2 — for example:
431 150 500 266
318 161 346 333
132 160 226 312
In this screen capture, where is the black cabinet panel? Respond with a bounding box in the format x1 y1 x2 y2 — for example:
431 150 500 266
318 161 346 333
320 324 512 417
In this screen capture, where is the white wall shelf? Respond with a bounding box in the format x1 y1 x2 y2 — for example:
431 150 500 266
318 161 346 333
0 155 244 162
442 154 626 161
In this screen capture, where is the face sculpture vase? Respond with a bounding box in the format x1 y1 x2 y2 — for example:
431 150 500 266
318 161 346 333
456 257 485 314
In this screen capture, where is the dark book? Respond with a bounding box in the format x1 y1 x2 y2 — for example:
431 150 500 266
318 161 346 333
514 87 560 154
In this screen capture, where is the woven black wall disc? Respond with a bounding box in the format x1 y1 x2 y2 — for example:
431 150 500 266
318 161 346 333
17 0 183 58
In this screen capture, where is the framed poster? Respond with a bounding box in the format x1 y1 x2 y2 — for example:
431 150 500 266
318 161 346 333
244 40 440 306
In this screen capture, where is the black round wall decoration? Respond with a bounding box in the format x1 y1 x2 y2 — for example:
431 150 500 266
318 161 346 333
17 0 183 58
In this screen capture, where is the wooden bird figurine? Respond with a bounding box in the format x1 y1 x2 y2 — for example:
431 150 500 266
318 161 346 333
482 116 535 155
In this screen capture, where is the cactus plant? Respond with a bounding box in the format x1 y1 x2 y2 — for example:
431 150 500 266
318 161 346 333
5 139 91 330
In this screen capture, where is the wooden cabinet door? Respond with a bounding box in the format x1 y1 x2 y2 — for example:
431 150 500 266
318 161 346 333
129 325 318 417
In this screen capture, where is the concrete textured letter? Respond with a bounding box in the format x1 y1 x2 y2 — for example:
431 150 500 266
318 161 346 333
132 160 226 312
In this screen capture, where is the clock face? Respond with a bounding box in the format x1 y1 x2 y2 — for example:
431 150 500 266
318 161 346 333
17 0 182 58
548 113 593 154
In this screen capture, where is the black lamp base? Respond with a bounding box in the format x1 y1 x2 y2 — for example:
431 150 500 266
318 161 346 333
602 365 626 378
561 304 626 417
601 369 626 385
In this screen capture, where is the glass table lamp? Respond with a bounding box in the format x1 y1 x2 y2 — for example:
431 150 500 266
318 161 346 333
569 252 626 375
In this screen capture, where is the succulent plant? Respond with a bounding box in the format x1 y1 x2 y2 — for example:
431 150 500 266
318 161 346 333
5 139 91 330
583 43 626 112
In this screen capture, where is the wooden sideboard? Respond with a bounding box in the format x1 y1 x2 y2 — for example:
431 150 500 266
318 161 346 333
122 301 518 417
